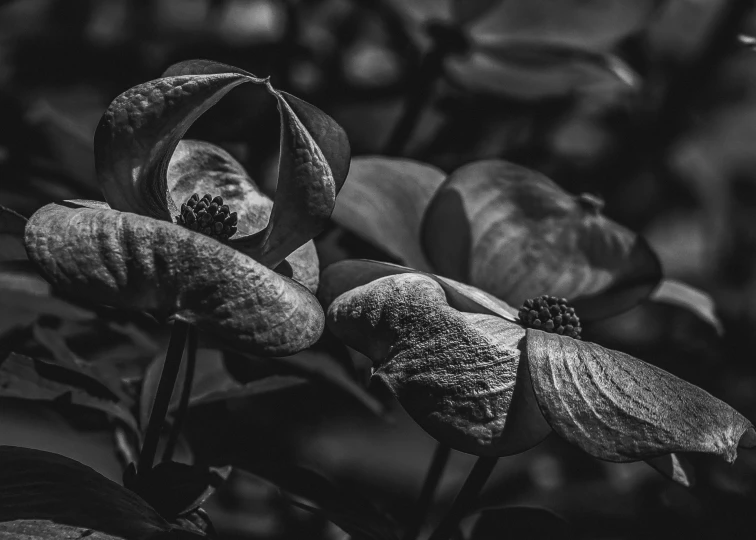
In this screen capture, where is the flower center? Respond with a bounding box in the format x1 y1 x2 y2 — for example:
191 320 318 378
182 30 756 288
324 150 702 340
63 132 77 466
176 193 238 242
518 295 582 339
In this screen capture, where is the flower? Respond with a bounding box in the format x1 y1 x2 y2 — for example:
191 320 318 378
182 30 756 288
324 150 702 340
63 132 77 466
318 259 756 485
24 60 351 356
330 157 721 335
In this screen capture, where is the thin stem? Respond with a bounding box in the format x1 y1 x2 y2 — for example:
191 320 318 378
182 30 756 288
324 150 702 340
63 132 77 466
402 444 452 540
162 325 198 462
427 457 498 540
137 320 189 478
384 44 446 156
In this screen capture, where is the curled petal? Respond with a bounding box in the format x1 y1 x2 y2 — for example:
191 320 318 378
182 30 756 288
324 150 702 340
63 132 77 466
319 259 518 323
526 328 755 463
327 273 550 456
97 59 349 269
25 203 324 356
167 140 319 291
421 160 662 320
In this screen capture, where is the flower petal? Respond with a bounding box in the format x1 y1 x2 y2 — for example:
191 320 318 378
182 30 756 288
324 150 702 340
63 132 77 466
526 328 755 463
327 272 550 456
330 157 446 272
421 160 662 320
25 203 324 356
95 70 257 220
650 279 723 335
319 259 518 322
167 139 319 291
161 59 351 269
96 59 350 270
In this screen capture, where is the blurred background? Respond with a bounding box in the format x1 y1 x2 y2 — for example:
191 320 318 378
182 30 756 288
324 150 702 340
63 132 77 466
2 0 756 539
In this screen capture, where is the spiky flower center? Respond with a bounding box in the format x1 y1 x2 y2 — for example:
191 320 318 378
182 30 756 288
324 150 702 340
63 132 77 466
518 295 582 339
176 193 238 243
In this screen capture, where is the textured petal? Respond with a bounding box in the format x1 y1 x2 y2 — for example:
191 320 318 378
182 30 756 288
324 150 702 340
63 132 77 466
97 59 349 272
330 157 445 272
319 259 517 322
327 273 550 456
25 203 323 356
526 328 755 462
421 160 661 320
167 139 319 291
95 71 256 220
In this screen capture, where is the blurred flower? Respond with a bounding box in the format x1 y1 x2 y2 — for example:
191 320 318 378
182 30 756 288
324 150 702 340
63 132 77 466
24 60 351 356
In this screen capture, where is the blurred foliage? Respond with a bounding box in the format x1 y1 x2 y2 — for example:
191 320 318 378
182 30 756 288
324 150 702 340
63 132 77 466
4 0 756 539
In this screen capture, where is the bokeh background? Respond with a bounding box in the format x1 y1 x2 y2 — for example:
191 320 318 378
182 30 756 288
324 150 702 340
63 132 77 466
2 1 756 539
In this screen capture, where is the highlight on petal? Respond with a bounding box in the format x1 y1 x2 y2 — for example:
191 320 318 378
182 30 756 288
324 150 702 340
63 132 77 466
421 160 662 320
326 272 550 456
96 59 350 269
330 157 446 272
167 139 319 292
525 328 755 463
319 259 518 323
650 279 723 335
25 203 324 356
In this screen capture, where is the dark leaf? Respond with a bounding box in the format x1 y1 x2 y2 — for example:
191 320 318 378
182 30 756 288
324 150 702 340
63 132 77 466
125 461 231 519
526 329 756 462
421 160 662 320
0 205 28 261
242 464 399 540
326 272 550 456
0 446 172 540
330 157 446 272
470 506 575 540
650 279 723 335
0 352 139 434
25 203 324 356
227 349 384 416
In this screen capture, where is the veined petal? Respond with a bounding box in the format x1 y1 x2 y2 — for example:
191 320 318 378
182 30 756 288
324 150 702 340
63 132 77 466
167 139 319 291
526 328 755 462
25 203 324 356
327 272 550 456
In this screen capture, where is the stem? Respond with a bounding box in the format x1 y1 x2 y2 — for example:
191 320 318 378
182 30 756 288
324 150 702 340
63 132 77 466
427 457 498 540
384 44 446 156
162 325 198 462
137 320 189 477
402 444 452 540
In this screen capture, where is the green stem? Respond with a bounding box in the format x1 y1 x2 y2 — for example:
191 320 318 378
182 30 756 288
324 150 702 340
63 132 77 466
137 320 189 477
427 457 498 540
402 444 452 540
162 325 198 462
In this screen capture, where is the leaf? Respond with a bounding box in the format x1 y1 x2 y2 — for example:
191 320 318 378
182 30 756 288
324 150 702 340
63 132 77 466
226 349 385 416
452 0 499 25
124 461 231 519
0 261 94 337
650 279 723 335
0 205 28 261
463 0 661 51
319 259 518 323
25 203 324 357
330 157 446 272
525 328 756 463
241 465 399 540
470 506 575 540
326 272 550 456
421 160 662 321
0 352 139 435
645 453 695 488
445 45 637 100
140 347 306 430
0 446 172 540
